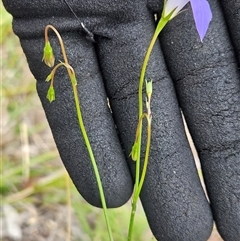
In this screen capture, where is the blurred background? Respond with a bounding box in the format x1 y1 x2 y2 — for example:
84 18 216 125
1 3 222 241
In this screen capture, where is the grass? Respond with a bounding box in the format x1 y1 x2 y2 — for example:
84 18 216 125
1 5 155 241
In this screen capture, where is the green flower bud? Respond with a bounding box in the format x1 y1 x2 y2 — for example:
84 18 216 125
42 41 55 67
145 80 153 98
46 86 55 103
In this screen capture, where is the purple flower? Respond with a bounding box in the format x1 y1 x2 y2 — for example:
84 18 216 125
162 0 212 41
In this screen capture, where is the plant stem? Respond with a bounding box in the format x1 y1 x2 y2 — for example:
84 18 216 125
45 25 114 241
128 113 146 241
128 17 168 241
65 171 71 241
135 16 168 197
70 77 114 241
136 117 151 198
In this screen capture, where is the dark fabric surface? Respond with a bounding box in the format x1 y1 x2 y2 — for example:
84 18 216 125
160 1 240 240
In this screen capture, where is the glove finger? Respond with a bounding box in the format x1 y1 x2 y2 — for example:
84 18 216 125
220 0 240 65
160 1 240 240
8 13 133 207
95 7 213 241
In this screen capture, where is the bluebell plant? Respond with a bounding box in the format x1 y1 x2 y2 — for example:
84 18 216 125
128 0 212 239
42 1 212 240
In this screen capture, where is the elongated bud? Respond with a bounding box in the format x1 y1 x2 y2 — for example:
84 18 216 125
46 86 55 103
145 80 153 99
42 41 55 67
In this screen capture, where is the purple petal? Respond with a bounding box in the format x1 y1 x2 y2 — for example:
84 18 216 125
190 0 212 41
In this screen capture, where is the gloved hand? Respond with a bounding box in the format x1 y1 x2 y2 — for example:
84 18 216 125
3 0 240 240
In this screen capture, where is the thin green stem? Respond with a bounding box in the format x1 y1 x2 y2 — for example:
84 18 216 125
45 25 114 241
71 79 114 241
128 17 168 241
136 117 151 198
128 197 137 241
128 113 148 241
128 120 151 241
135 16 168 196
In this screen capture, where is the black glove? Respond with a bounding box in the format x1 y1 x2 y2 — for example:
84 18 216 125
3 0 240 240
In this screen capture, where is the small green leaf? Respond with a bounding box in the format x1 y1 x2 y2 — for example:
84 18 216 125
130 141 139 161
45 72 53 82
42 41 55 67
46 86 55 103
